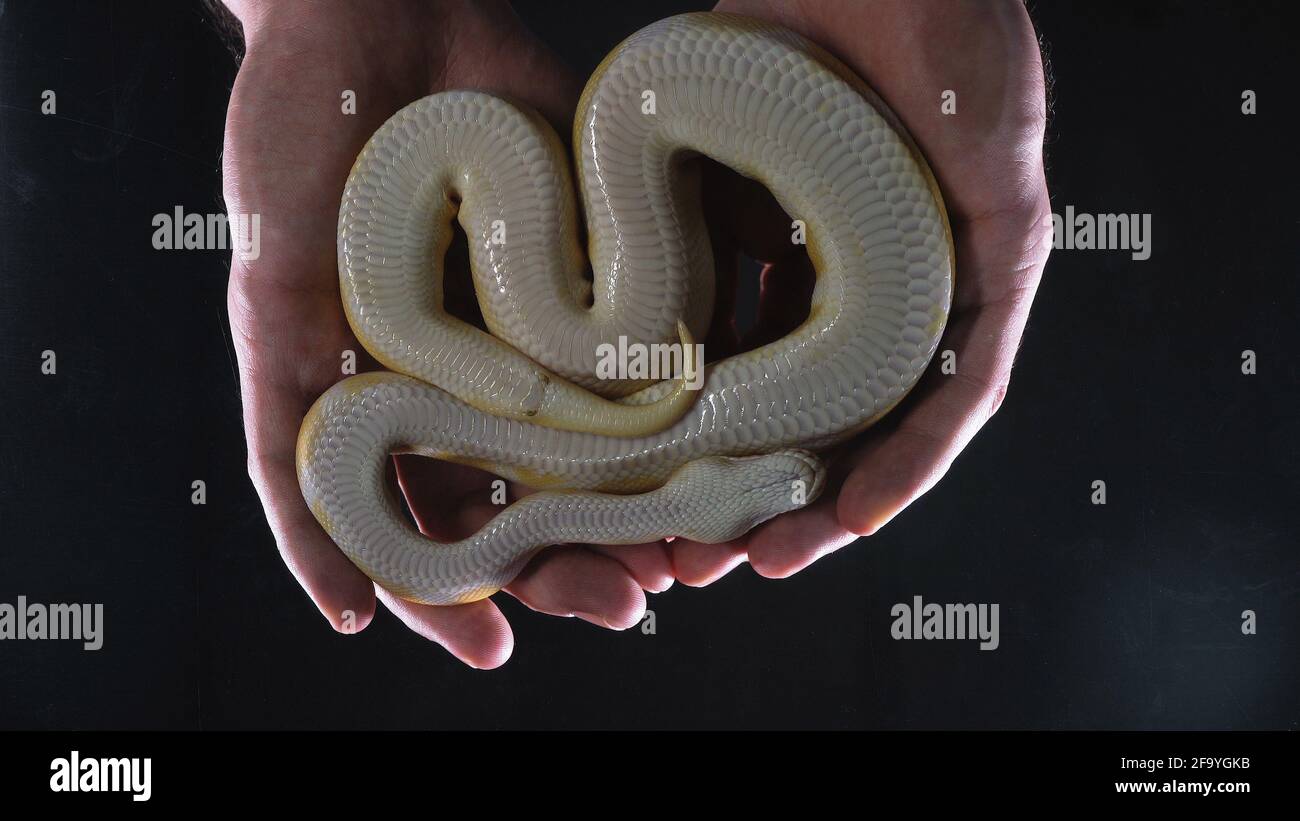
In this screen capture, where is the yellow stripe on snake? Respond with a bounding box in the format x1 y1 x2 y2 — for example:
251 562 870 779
296 13 954 605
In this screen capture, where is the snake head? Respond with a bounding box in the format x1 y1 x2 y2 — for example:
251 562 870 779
671 449 825 544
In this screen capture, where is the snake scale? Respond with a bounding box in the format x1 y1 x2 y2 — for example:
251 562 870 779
296 13 953 605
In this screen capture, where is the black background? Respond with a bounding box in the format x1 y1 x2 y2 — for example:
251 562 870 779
0 1 1296 730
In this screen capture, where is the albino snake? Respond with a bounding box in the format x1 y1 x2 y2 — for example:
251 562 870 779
296 12 954 605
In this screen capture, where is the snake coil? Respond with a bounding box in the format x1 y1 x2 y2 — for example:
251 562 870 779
297 13 953 605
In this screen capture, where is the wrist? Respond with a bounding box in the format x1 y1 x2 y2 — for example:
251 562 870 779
223 0 482 55
221 0 341 41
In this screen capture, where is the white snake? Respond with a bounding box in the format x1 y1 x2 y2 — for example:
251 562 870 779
297 13 953 605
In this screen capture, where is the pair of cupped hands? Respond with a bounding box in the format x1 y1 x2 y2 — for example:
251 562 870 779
221 0 1051 667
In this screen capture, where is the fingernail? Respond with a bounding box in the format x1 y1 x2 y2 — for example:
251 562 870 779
647 577 676 594
574 611 616 629
329 607 369 635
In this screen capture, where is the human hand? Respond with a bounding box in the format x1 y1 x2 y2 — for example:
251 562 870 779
221 0 671 668
671 0 1053 583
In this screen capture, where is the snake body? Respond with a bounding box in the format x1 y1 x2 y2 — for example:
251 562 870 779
297 13 953 605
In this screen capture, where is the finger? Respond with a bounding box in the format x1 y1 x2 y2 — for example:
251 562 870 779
245 449 378 633
395 457 649 626
375 587 513 670
745 491 858 579
504 546 646 630
587 542 676 593
237 331 379 634
667 538 748 587
672 447 859 582
837 282 1035 536
227 264 382 634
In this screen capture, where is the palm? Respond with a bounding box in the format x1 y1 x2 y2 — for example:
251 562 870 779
672 0 1052 582
223 0 1050 665
223 2 669 668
